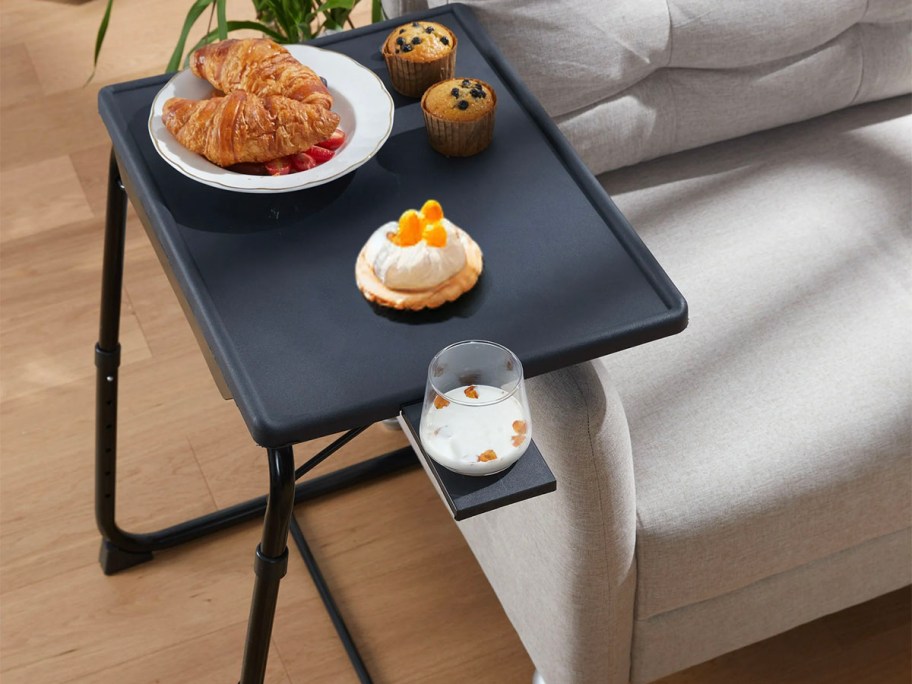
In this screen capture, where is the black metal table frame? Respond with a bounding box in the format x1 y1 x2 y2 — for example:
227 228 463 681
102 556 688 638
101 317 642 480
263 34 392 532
95 150 415 683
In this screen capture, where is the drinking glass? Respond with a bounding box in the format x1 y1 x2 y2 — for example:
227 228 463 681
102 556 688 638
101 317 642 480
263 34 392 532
419 340 531 476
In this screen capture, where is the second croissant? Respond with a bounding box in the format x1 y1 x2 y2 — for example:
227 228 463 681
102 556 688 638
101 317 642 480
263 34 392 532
162 39 340 171
191 38 334 110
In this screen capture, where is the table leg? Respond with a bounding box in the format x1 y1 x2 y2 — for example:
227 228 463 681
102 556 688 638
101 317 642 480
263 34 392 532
94 149 154 573
290 515 372 682
240 445 296 684
94 152 412 681
93 150 419 576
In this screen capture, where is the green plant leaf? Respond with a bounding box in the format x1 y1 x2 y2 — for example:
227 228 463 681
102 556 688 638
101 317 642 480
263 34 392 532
182 19 289 65
267 0 298 42
284 0 306 23
252 0 274 23
222 19 289 43
315 0 355 12
287 2 312 41
315 0 354 33
215 0 228 40
371 0 384 23
87 0 115 83
92 0 115 67
166 0 216 72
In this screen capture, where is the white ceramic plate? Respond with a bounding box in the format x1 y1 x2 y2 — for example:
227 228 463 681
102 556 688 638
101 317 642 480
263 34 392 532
148 44 394 193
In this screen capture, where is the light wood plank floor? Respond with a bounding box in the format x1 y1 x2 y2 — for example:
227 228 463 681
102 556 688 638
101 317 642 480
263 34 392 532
1 1 909 682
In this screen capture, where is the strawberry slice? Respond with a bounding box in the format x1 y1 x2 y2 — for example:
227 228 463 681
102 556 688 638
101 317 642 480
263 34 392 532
264 157 292 175
290 152 316 172
318 128 345 150
306 145 334 164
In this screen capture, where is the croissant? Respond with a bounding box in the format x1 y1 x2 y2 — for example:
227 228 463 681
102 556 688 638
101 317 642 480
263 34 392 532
190 38 333 110
162 90 340 167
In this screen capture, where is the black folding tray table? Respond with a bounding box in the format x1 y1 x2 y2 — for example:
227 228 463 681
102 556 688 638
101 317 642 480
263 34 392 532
95 5 687 682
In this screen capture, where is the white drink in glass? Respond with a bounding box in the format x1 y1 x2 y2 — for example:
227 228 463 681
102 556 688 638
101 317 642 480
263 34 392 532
420 384 531 476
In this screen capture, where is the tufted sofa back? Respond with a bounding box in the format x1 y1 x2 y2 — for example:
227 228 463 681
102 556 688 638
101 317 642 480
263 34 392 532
410 0 911 173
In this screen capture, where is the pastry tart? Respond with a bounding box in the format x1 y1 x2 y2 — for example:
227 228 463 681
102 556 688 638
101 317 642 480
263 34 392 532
355 201 483 310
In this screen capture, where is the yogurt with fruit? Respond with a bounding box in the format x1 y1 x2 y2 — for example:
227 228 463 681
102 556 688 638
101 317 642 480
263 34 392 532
420 384 530 476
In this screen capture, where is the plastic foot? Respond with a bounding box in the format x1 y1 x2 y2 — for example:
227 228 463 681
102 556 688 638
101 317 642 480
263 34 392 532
99 539 154 575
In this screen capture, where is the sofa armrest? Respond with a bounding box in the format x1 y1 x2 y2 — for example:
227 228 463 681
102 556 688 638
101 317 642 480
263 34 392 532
456 361 637 684
380 0 429 18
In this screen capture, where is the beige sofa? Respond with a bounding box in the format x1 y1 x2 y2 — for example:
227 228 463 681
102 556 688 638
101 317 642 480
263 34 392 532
385 1 912 681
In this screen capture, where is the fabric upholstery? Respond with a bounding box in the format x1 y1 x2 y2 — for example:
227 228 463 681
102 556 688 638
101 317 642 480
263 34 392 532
632 529 912 682
598 94 911 625
454 362 637 684
415 0 911 173
409 96 911 684
382 3 912 681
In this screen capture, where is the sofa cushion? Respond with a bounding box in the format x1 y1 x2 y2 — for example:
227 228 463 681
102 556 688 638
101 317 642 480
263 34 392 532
596 96 912 620
632 530 912 682
423 0 911 173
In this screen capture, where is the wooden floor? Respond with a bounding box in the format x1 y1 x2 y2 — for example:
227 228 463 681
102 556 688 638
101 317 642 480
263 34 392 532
0 1 909 682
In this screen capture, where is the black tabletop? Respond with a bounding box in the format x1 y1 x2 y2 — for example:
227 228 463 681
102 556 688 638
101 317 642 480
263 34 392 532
98 4 686 448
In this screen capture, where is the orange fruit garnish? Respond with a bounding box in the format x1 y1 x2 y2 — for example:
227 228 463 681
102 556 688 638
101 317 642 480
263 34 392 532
512 420 527 434
422 222 447 247
392 209 422 246
464 385 479 399
434 395 449 409
478 450 498 462
421 199 444 223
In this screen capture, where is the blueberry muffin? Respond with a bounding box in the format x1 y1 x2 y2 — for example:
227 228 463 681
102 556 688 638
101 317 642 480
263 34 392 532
421 78 496 156
382 21 457 98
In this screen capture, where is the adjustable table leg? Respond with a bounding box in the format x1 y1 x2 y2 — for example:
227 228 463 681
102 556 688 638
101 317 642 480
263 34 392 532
94 150 153 573
239 445 296 684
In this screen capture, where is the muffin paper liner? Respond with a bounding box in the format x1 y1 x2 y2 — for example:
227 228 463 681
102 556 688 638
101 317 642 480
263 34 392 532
421 86 496 157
